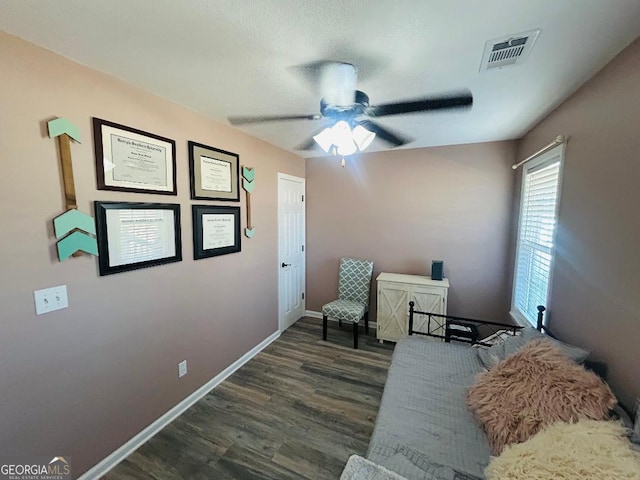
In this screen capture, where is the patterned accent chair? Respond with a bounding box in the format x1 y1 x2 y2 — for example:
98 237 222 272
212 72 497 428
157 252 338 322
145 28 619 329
322 257 374 349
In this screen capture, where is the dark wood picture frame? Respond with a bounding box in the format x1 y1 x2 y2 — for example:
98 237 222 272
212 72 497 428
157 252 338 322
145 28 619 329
188 141 240 201
192 205 241 260
93 118 177 195
95 201 182 276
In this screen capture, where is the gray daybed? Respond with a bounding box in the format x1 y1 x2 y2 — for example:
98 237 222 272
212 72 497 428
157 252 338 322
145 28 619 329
342 304 604 480
366 337 489 480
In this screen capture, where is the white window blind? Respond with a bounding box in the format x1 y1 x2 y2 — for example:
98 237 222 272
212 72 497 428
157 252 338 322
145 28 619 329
512 150 562 326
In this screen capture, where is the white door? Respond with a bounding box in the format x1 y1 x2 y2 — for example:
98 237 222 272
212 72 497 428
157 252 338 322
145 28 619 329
278 173 306 332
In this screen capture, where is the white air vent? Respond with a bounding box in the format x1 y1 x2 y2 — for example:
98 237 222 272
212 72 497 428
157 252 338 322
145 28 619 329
480 29 540 72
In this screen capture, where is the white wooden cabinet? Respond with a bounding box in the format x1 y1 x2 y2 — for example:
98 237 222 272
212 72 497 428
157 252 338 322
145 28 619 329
376 273 449 342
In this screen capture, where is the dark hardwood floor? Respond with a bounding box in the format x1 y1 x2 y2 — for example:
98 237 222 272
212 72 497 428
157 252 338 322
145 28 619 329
104 317 395 480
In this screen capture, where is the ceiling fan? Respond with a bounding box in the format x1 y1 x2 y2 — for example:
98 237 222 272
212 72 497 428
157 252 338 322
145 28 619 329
228 62 473 155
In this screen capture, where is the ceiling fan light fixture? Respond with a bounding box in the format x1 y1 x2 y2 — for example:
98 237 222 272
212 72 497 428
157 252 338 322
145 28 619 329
331 121 352 144
331 121 357 156
336 139 357 156
352 124 376 151
312 127 334 153
313 120 376 156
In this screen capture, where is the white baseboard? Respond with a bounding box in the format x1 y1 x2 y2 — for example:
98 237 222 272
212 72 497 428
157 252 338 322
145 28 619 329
305 310 377 328
79 330 280 480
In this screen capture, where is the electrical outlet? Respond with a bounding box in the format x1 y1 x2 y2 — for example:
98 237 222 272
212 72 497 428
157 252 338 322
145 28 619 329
34 285 69 315
178 360 187 378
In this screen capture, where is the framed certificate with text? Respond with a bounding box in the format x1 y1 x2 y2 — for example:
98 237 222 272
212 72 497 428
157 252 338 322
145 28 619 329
95 201 182 276
192 205 241 260
188 141 239 201
93 118 177 195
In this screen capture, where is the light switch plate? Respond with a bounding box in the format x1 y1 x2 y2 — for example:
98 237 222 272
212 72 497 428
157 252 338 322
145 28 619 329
34 285 68 315
178 360 187 378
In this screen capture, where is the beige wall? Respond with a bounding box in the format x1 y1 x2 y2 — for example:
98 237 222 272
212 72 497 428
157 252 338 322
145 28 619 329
306 142 517 322
515 37 640 410
0 32 303 477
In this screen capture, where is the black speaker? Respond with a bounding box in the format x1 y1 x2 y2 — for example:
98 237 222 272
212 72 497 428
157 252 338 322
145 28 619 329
431 260 444 281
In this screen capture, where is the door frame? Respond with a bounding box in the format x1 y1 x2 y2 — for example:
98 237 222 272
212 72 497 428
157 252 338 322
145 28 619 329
277 173 306 332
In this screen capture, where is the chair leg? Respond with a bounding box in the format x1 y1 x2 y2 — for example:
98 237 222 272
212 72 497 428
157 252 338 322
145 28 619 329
323 315 328 341
353 322 359 349
364 311 369 334
338 319 342 327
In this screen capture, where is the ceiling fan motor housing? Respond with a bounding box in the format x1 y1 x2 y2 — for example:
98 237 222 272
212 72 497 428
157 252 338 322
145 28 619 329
320 90 370 122
320 62 357 106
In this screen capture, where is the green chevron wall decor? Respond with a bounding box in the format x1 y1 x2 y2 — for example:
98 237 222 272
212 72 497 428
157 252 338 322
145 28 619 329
242 166 255 182
48 117 98 261
56 230 100 260
242 166 255 238
242 177 255 193
53 208 96 238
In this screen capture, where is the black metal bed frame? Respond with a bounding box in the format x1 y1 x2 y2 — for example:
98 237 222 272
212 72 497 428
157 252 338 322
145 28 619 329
408 302 549 346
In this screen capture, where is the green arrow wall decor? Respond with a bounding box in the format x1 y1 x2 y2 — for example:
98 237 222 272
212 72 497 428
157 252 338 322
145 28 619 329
242 166 255 182
242 166 255 238
48 117 99 261
57 231 99 261
242 178 255 193
54 209 96 239
48 118 82 143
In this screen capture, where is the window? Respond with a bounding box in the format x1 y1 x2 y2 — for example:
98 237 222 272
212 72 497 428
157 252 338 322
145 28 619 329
511 145 564 327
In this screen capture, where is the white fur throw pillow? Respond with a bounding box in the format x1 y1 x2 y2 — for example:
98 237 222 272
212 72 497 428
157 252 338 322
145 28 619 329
485 420 640 479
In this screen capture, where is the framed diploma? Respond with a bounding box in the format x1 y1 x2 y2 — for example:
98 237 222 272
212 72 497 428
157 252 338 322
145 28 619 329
95 201 182 276
192 205 241 259
188 141 239 201
93 118 177 195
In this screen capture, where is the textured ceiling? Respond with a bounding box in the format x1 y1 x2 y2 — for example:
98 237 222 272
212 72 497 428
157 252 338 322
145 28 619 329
1 0 640 157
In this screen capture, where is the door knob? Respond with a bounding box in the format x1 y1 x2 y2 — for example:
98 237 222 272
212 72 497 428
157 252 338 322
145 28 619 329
281 262 291 268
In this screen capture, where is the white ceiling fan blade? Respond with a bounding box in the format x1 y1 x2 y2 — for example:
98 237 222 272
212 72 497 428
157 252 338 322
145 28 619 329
320 62 356 107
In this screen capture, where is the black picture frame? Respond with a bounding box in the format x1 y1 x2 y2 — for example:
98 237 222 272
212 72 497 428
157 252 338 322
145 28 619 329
95 201 182 276
93 118 177 195
192 205 241 260
188 141 240 201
